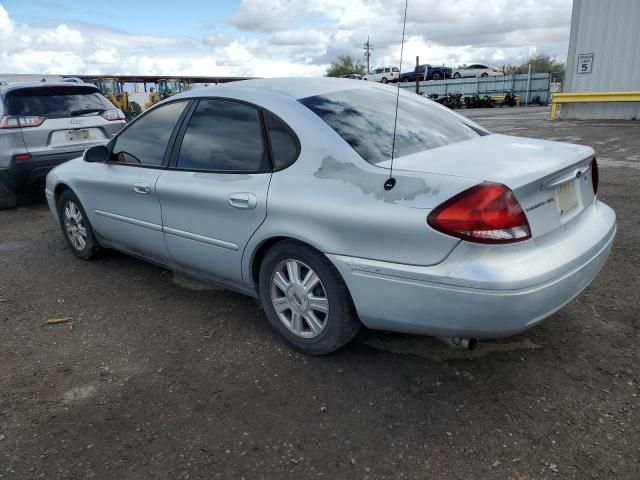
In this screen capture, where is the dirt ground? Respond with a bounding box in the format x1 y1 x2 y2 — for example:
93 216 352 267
0 106 638 479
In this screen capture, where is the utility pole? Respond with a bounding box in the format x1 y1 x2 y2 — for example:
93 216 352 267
364 36 374 73
415 56 419 94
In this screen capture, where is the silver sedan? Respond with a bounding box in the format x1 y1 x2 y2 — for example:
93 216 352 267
45 78 616 354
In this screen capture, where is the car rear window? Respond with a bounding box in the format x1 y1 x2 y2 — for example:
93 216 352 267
5 87 112 119
299 88 486 165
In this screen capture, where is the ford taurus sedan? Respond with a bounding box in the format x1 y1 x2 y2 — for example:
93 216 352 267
45 78 616 355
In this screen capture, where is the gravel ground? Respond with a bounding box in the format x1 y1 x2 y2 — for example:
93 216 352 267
0 106 638 479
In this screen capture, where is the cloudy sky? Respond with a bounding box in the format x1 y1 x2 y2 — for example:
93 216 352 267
0 0 573 77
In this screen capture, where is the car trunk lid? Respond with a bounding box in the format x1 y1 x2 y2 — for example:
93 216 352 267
382 134 597 238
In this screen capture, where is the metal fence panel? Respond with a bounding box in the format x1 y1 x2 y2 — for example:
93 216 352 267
398 74 551 104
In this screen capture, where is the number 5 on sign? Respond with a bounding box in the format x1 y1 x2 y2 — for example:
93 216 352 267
577 53 593 74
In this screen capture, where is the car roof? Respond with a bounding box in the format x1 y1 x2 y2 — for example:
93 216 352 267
0 81 99 99
175 77 383 102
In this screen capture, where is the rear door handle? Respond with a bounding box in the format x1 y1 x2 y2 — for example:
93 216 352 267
228 193 257 210
133 181 150 195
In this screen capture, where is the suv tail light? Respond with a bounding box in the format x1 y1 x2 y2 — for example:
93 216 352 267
0 116 45 129
101 109 125 121
591 158 599 195
427 182 531 244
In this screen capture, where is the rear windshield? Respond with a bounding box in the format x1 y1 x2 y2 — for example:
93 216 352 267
5 87 112 119
299 88 486 165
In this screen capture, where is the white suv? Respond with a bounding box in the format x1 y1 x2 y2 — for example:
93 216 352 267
363 67 399 83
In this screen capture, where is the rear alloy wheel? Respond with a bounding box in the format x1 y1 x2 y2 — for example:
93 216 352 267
57 190 102 260
481 72 489 77
259 241 360 355
433 73 442 80
270 259 329 339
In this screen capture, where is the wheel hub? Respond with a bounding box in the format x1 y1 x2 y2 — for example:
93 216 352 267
286 284 309 315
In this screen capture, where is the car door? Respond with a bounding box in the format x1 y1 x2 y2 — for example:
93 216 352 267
155 99 275 287
78 100 189 261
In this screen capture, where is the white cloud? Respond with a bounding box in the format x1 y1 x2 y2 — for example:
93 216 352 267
0 1 572 77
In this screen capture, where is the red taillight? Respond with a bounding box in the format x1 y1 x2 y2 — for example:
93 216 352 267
13 153 32 161
427 182 532 244
101 109 125 121
0 116 45 128
591 158 599 195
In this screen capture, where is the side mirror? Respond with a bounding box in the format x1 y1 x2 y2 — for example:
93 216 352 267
84 144 110 163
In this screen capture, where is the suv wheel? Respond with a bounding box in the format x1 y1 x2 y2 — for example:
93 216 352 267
0 182 17 210
57 190 102 260
381 77 388 84
258 241 360 355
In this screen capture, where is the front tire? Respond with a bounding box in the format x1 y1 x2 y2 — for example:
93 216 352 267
57 190 102 260
453 72 461 79
258 241 360 355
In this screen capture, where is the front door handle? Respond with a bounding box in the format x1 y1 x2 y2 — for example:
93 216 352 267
133 181 150 195
228 193 257 210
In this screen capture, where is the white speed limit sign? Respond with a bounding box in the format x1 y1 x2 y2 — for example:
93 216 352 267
577 53 593 74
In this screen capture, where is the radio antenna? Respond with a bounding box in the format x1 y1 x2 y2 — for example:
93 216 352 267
384 0 408 191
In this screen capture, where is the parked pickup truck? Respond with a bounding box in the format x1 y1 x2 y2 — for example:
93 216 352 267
400 64 452 82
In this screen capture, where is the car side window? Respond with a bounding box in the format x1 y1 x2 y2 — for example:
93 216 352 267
176 99 268 172
264 111 299 170
112 101 187 166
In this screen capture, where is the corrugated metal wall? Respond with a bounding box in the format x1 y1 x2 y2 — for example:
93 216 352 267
399 74 551 104
562 0 640 119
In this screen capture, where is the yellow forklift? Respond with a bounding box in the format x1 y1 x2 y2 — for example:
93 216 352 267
93 78 142 121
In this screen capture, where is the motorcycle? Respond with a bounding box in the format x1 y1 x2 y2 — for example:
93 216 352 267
501 91 517 107
424 92 463 109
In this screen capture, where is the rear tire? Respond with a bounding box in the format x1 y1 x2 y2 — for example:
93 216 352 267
0 183 17 210
381 77 388 84
57 190 102 260
453 72 461 79
258 241 360 355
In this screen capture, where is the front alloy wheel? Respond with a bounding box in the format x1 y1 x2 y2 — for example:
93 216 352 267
270 260 329 338
63 201 87 251
57 189 102 260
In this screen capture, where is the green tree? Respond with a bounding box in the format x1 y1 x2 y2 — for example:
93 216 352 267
503 54 565 80
325 55 367 77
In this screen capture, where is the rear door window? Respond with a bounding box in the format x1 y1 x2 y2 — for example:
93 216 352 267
5 87 113 118
176 99 268 172
111 101 188 167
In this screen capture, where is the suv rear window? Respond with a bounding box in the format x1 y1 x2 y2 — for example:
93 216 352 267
5 87 113 119
300 88 486 165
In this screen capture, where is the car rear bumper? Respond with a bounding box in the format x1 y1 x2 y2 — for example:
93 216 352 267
328 200 616 338
0 150 84 191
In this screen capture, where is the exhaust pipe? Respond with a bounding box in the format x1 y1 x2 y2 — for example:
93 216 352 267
437 337 478 351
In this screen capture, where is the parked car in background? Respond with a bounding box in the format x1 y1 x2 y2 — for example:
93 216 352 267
46 78 615 355
400 64 452 82
363 67 399 83
452 64 504 78
0 82 126 209
341 74 363 80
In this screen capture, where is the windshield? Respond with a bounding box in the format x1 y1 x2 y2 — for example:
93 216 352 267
6 87 112 118
299 88 487 165
160 80 181 94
